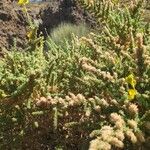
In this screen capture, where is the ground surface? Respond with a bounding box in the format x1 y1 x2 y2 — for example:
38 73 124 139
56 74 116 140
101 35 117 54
0 0 97 50
0 0 46 50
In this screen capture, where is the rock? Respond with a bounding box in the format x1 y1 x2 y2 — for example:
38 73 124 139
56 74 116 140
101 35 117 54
0 0 96 50
39 0 96 37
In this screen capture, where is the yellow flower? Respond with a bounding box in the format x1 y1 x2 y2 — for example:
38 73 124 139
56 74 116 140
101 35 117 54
27 28 36 41
128 89 137 100
125 74 136 88
27 27 37 41
18 0 29 6
27 30 33 41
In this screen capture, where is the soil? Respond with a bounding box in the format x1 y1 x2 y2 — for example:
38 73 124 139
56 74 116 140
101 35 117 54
0 0 27 50
38 0 96 37
0 0 96 50
0 0 46 50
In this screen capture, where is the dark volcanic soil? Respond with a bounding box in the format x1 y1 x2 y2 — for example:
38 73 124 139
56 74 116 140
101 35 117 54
0 0 28 50
0 0 96 50
0 0 46 50
39 0 96 37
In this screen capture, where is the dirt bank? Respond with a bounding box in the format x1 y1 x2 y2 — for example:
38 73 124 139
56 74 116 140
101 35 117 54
0 0 27 50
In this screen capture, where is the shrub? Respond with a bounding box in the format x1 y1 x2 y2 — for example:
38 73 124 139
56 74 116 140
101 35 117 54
0 0 149 149
49 23 89 48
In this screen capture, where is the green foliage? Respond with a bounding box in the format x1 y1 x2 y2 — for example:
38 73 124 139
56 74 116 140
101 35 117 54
49 23 89 48
0 0 150 149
